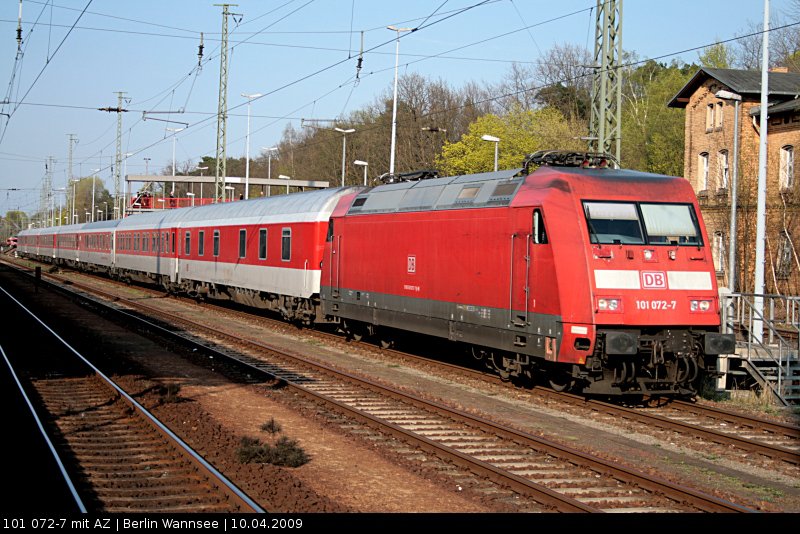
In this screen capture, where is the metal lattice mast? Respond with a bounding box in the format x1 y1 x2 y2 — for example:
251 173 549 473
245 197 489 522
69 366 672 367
589 0 622 161
41 157 53 227
113 91 126 219
66 134 77 224
98 93 127 218
214 4 238 203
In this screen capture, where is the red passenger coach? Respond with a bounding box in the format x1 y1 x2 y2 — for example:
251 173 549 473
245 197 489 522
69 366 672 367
322 152 735 397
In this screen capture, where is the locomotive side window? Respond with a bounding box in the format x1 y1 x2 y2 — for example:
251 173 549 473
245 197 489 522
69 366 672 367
326 219 334 242
281 228 291 262
239 229 247 259
184 232 191 255
198 231 205 256
583 202 644 244
532 209 548 244
259 229 267 260
213 230 220 257
639 203 702 246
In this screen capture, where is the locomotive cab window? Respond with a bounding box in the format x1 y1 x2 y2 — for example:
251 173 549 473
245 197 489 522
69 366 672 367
583 201 702 246
281 228 291 262
213 230 220 257
639 203 702 246
532 209 548 244
583 202 644 245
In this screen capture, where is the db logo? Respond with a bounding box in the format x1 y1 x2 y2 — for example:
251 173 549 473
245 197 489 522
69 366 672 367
642 271 666 289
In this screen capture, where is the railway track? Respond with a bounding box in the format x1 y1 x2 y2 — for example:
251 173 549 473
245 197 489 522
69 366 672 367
7 263 756 512
40 263 798 470
0 279 263 514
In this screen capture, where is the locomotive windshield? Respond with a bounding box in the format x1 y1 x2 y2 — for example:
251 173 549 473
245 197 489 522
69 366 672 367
583 201 702 246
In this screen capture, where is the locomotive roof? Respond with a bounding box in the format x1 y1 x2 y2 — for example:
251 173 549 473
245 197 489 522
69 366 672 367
347 168 525 215
117 186 360 230
345 166 690 215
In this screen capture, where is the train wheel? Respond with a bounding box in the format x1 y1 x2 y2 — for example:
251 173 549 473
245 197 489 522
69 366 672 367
548 371 574 392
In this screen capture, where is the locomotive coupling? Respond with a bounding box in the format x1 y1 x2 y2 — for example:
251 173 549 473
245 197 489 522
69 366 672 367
604 331 638 355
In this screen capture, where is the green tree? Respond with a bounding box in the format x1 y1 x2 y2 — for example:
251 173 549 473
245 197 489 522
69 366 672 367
436 106 583 176
621 59 691 176
698 42 733 69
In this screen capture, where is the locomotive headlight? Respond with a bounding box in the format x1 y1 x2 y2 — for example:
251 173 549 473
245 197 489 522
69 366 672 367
597 298 622 312
643 249 653 260
690 299 712 312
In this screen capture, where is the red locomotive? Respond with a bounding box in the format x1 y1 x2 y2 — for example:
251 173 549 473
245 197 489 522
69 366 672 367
17 151 734 398
321 152 734 396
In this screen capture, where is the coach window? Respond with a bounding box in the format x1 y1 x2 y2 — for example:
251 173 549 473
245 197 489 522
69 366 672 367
532 209 548 244
184 232 191 255
213 230 220 257
198 231 205 256
171 232 175 254
259 229 267 260
134 233 139 252
239 229 247 259
281 228 291 262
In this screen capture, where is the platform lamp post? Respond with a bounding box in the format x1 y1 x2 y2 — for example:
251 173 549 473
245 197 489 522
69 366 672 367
91 169 100 222
187 192 195 207
195 166 208 201
279 175 291 194
166 127 184 196
241 93 263 199
262 147 278 196
354 160 368 186
387 25 414 177
121 152 133 218
335 128 355 186
224 185 235 202
481 135 500 172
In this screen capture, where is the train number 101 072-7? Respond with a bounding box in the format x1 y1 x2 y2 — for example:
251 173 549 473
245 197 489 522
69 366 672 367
635 300 676 311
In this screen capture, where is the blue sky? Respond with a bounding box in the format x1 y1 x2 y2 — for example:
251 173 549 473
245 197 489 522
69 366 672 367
0 0 795 215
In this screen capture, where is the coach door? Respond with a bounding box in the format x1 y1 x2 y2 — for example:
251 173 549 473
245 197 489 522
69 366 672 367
508 208 532 328
326 218 341 299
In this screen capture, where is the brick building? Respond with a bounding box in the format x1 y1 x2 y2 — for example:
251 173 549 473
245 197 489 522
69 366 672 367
668 67 800 296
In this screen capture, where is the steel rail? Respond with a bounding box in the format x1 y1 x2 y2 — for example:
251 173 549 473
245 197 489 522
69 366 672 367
0 283 264 514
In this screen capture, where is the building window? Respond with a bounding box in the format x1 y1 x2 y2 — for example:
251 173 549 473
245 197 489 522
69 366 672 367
281 228 291 262
213 230 220 257
239 229 247 259
698 152 709 191
259 229 267 260
715 101 724 129
718 150 729 189
780 145 794 189
706 104 714 131
712 231 725 274
198 231 205 256
776 231 793 279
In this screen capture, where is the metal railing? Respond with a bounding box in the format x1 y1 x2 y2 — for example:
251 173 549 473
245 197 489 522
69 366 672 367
721 293 800 405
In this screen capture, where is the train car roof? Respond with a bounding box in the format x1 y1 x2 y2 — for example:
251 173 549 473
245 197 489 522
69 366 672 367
78 219 122 232
118 186 362 230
